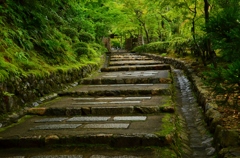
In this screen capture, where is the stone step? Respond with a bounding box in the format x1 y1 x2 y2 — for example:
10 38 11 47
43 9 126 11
82 70 172 85
110 56 152 60
0 146 177 158
0 114 175 148
0 154 147 158
109 60 163 66
27 96 174 116
59 84 171 96
110 53 142 57
101 64 171 72
110 58 152 61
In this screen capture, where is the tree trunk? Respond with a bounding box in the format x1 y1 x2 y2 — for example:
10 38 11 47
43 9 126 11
142 23 150 44
191 0 207 65
204 0 217 67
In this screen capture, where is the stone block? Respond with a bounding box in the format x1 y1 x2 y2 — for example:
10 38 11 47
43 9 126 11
113 116 147 121
125 96 151 100
134 106 159 114
84 123 129 129
66 108 82 116
92 106 134 115
27 108 46 115
32 155 83 158
67 116 110 122
111 135 141 147
81 107 91 115
90 155 141 158
30 124 82 130
35 117 68 123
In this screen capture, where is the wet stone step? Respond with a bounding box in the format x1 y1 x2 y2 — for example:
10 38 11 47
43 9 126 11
2 155 142 158
0 114 174 148
72 96 152 100
109 60 163 66
90 155 141 158
34 116 147 123
110 57 152 60
30 155 142 158
101 64 171 72
110 58 152 61
82 70 172 84
110 53 143 57
72 101 141 105
59 84 171 97
27 96 174 116
0 146 158 158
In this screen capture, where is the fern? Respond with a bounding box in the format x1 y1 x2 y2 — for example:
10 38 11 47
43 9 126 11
15 52 29 62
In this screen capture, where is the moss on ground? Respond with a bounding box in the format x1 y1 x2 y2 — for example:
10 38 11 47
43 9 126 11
0 115 32 133
155 114 176 136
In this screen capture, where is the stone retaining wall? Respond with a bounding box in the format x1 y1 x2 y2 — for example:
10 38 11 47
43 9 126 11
0 63 99 126
143 53 240 157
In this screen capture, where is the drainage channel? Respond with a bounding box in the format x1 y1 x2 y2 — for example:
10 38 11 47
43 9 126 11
173 69 215 158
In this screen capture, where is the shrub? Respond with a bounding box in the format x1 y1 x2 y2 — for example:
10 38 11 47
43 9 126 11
72 42 89 50
62 28 78 38
88 48 100 59
75 47 89 57
133 42 169 54
89 43 107 53
79 32 95 43
49 11 65 25
203 61 240 106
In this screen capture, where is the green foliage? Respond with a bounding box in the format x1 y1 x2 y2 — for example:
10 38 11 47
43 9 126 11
133 42 169 54
0 0 107 81
79 32 95 43
111 39 121 48
207 0 240 62
75 47 89 57
203 61 240 106
73 42 89 50
89 43 107 53
15 52 29 62
169 37 191 55
62 28 78 38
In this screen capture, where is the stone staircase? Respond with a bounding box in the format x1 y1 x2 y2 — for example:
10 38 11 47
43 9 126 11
0 52 177 158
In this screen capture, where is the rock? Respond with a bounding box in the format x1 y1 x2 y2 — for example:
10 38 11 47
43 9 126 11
219 147 240 158
9 113 19 123
32 102 39 107
205 147 215 156
27 108 46 115
45 135 59 145
205 102 218 111
202 137 213 147
205 108 221 132
160 106 175 113
214 125 239 147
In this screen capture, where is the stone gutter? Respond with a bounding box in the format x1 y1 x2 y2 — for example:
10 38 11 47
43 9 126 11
142 53 240 157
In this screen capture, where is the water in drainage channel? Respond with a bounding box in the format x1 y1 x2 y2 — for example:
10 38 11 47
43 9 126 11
173 69 215 158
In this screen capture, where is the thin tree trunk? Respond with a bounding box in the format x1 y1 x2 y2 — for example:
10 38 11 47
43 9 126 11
191 0 207 66
204 0 217 67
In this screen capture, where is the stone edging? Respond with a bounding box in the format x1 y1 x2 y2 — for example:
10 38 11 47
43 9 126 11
143 53 240 157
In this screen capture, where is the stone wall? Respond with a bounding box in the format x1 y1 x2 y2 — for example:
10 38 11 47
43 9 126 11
143 53 240 157
0 63 100 126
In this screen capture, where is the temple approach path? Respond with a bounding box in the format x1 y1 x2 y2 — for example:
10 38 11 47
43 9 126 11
0 51 214 157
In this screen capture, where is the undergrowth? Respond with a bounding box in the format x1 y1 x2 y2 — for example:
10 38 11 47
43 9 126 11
0 0 107 82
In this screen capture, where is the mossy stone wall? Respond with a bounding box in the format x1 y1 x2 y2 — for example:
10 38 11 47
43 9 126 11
0 64 99 115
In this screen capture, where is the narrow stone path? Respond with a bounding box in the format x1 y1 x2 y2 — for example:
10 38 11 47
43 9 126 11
0 52 176 158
